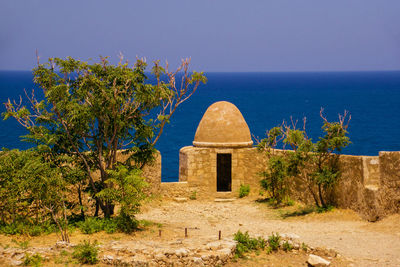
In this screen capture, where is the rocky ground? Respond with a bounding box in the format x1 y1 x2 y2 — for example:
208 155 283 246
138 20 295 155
0 197 399 266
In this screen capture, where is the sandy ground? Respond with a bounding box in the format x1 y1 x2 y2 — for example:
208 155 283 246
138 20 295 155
1 197 399 266
138 197 400 267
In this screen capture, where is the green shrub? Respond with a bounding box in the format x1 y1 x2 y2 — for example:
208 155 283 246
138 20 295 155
233 230 267 258
12 239 29 249
103 219 118 234
282 241 292 251
72 240 99 265
77 218 104 234
189 191 197 200
239 184 250 198
23 253 44 267
0 220 56 236
115 213 138 234
267 233 280 251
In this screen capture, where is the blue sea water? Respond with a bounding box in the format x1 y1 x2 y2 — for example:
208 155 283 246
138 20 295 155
1 71 400 182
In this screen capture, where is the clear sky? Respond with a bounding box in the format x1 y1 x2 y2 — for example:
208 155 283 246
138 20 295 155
1 1 399 72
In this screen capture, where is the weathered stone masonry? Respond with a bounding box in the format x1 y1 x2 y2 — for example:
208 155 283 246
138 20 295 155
141 101 400 221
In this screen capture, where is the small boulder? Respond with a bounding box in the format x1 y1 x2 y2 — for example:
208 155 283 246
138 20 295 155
307 254 331 266
174 248 189 257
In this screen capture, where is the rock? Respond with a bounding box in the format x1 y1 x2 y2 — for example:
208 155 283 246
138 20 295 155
154 253 166 260
13 254 25 260
192 256 204 265
55 241 71 248
206 241 222 251
214 198 236 202
173 197 187 202
307 254 331 266
281 233 300 240
217 248 232 261
175 248 189 257
10 259 23 266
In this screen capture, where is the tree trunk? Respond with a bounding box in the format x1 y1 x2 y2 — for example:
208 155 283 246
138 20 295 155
77 185 85 219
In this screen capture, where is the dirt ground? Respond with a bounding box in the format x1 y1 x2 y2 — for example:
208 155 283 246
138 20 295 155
0 197 399 266
137 197 400 267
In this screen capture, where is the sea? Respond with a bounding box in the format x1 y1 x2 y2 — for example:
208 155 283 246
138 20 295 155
1 71 400 182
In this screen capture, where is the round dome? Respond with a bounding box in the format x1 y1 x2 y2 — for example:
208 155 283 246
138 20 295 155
193 101 253 148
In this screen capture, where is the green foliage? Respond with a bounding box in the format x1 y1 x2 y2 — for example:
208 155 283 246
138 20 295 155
234 230 266 258
3 56 206 220
258 111 351 208
77 218 105 234
76 216 139 234
23 253 44 267
260 155 289 204
72 240 99 265
0 149 70 241
239 184 250 198
267 233 280 251
189 191 197 200
301 242 308 252
282 240 293 252
316 205 334 213
12 239 29 249
0 220 56 236
114 212 139 234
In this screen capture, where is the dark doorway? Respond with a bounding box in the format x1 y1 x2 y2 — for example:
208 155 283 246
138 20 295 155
217 153 232 192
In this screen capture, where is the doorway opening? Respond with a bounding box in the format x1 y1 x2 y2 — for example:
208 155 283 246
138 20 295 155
217 153 232 192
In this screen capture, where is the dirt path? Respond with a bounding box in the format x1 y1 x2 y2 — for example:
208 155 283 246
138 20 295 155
138 198 400 267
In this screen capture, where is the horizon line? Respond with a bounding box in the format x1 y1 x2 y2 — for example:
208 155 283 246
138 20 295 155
1 69 400 74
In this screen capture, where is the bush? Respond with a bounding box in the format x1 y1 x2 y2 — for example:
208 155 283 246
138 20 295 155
267 233 280 251
233 230 266 258
72 240 99 265
189 191 197 200
239 184 250 198
282 240 293 251
23 253 44 267
115 213 138 234
0 220 56 236
258 111 351 209
77 218 104 234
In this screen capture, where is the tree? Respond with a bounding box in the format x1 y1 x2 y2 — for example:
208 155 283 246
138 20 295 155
3 55 207 218
258 110 350 208
0 149 70 241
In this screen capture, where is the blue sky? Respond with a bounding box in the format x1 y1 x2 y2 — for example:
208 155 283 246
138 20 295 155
1 1 399 71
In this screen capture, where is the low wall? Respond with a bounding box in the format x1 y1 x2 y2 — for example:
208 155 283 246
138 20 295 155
166 146 400 221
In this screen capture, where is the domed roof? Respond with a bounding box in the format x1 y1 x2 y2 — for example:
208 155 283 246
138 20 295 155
193 101 253 148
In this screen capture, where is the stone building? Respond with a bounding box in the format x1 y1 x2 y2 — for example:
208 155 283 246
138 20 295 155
176 101 264 199
157 100 400 220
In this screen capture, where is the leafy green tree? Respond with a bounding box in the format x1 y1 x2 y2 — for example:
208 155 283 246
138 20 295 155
3 55 206 219
258 111 350 208
309 109 351 208
0 149 70 241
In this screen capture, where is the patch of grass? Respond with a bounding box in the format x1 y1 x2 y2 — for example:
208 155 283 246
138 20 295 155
0 220 56 236
239 184 250 198
280 205 315 218
267 233 280 251
189 191 197 200
11 239 29 249
234 230 266 258
282 240 293 252
23 253 44 267
301 242 308 252
76 217 104 234
75 215 142 234
316 205 334 213
72 240 99 265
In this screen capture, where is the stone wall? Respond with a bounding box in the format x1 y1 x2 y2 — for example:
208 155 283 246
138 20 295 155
175 146 267 199
116 150 162 195
163 146 400 220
